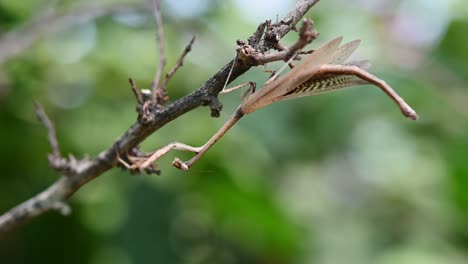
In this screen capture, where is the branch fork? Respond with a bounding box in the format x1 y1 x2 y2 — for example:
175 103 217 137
237 19 318 67
34 102 89 176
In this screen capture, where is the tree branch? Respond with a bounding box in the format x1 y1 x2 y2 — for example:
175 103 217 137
0 0 321 238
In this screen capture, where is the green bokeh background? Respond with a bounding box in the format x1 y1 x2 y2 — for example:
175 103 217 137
1 0 468 263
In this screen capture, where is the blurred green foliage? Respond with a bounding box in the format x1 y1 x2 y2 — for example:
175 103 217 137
1 0 468 263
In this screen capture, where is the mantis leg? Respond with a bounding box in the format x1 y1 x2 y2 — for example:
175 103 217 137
173 107 245 170
318 64 418 120
117 143 203 172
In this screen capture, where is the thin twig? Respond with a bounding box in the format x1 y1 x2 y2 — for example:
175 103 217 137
151 0 166 105
129 78 143 104
34 102 61 159
159 34 197 101
286 19 318 57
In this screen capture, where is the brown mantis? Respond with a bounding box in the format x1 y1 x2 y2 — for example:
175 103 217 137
118 37 418 172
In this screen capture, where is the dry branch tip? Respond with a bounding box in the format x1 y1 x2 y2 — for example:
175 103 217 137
129 78 143 105
158 34 198 105
34 101 60 158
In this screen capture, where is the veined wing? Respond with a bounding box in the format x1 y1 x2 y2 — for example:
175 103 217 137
241 37 343 114
272 60 372 102
330 39 361 64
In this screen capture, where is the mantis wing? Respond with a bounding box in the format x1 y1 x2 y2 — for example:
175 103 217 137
272 39 372 102
241 37 343 114
330 39 361 64
273 60 372 102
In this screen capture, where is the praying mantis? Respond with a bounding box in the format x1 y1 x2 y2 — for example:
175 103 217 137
118 37 418 172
